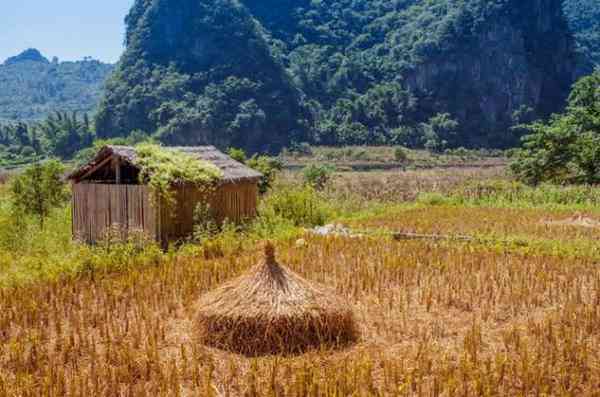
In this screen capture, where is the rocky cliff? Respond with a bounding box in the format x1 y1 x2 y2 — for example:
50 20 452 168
401 0 581 146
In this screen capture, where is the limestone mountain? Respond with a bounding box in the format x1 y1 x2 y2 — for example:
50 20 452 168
97 0 589 151
244 0 583 148
95 0 309 153
0 49 113 121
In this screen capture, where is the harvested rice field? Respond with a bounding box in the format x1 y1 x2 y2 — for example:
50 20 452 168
1 164 600 396
1 225 600 395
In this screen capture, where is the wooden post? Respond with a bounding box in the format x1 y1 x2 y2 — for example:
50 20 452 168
115 157 121 185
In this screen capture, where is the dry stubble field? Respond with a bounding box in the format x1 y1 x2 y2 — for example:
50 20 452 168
1 166 600 396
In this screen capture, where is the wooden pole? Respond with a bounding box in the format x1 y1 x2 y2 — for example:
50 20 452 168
115 158 121 185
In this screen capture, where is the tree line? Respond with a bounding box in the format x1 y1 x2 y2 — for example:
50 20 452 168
0 112 94 167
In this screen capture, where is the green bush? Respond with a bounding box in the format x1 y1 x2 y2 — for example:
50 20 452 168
259 185 331 227
227 147 247 163
303 164 336 190
416 192 452 206
394 147 408 162
10 160 69 229
246 155 283 194
193 202 219 242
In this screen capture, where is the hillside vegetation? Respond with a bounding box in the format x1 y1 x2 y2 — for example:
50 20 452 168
95 0 586 152
0 1 598 157
0 49 113 122
564 0 600 66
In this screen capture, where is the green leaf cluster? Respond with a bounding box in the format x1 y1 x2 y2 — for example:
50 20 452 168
511 71 600 185
134 144 223 205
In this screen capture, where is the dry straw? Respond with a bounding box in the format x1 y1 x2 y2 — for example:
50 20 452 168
195 242 358 356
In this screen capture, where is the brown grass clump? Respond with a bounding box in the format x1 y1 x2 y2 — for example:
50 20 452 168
195 242 358 356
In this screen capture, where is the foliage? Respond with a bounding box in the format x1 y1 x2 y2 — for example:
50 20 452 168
394 147 408 162
564 0 600 66
0 49 113 122
303 164 336 190
245 154 283 194
95 0 309 153
511 71 600 185
9 160 69 229
86 0 586 152
193 202 219 242
227 147 247 164
134 144 223 205
259 184 331 227
0 111 97 167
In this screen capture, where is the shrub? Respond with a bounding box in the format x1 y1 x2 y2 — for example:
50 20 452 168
259 184 331 227
416 192 452 206
193 202 219 242
394 147 408 162
227 147 247 163
20 146 36 157
10 160 69 229
289 142 313 157
511 71 600 185
303 164 336 190
246 155 283 194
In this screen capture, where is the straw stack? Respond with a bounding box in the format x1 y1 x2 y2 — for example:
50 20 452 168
195 242 357 356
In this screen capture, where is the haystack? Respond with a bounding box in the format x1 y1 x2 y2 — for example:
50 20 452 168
195 243 357 356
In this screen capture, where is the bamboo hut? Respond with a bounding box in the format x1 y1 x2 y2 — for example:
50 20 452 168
195 242 358 356
68 145 262 244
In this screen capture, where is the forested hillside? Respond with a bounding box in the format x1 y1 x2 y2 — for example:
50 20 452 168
564 0 600 66
0 1 597 156
95 0 309 153
0 49 113 121
96 0 586 152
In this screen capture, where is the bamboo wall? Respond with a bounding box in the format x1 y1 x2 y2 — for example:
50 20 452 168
160 182 259 242
72 182 258 244
72 184 157 244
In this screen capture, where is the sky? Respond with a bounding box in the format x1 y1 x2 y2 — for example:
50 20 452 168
0 0 135 64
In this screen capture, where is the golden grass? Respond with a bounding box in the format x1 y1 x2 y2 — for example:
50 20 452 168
327 167 506 203
1 232 599 395
353 206 600 243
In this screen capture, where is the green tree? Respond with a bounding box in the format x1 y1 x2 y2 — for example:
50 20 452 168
10 160 69 229
511 71 600 184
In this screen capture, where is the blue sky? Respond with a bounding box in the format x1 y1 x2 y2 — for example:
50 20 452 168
1 0 134 64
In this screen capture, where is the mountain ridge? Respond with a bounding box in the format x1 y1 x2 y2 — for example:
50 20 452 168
0 1 597 151
0 49 114 122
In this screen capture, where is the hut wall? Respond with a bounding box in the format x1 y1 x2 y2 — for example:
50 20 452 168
159 182 259 242
72 184 157 244
73 181 259 244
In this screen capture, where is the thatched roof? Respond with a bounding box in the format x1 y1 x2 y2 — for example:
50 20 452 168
69 145 262 184
195 243 357 356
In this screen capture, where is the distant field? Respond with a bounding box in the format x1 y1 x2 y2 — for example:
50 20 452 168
0 158 599 395
281 146 507 172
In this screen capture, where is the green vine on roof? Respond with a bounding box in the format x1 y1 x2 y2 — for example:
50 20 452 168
134 143 223 208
